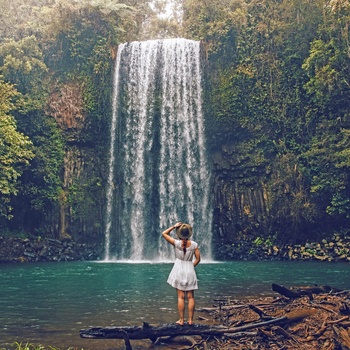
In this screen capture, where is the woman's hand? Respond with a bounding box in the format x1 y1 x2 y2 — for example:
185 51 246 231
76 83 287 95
173 222 182 229
161 222 182 246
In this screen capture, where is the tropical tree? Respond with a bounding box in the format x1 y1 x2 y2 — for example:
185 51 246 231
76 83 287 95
0 0 57 41
302 0 350 225
0 35 64 233
0 36 48 100
0 77 34 219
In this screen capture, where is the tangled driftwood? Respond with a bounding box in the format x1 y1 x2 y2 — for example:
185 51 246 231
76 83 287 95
80 283 350 350
203 283 350 350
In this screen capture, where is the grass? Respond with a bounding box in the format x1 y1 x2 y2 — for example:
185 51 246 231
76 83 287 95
0 343 84 350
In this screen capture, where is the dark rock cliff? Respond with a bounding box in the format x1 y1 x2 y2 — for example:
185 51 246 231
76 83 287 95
210 142 270 251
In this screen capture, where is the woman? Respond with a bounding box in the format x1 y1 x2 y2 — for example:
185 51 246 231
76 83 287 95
162 222 201 325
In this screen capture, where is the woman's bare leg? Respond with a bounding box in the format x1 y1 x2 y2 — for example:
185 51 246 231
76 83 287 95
186 290 195 325
176 289 185 325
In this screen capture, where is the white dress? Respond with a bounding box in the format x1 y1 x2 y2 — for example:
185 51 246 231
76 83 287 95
167 239 198 291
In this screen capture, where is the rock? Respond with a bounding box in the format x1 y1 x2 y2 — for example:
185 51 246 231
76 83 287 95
336 255 348 261
314 255 328 261
301 251 313 258
47 238 62 245
0 236 103 263
24 251 35 258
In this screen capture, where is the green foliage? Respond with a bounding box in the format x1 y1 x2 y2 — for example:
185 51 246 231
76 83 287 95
0 34 65 230
252 236 274 248
183 0 246 62
304 129 350 220
300 2 350 223
21 115 64 205
0 77 34 219
198 0 323 152
1 0 349 245
43 1 133 77
185 0 350 242
42 2 119 144
66 176 102 220
0 0 56 42
0 36 48 97
249 235 275 255
7 112 65 235
11 341 83 350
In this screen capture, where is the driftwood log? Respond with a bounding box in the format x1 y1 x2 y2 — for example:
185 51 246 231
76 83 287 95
80 323 228 350
80 309 315 349
272 283 342 299
80 323 227 341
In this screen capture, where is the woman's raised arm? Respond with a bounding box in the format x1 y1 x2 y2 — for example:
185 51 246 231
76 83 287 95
162 222 182 245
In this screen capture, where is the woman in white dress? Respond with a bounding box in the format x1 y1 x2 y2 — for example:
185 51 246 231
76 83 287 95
162 222 201 325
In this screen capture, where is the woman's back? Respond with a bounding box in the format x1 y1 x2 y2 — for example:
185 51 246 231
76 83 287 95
174 239 198 261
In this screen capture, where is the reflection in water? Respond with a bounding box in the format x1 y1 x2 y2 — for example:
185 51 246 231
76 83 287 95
0 260 349 349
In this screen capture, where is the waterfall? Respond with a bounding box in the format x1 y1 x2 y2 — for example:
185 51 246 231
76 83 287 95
105 38 213 261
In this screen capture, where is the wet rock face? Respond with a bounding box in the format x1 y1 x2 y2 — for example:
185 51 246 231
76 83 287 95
211 144 270 249
0 236 103 263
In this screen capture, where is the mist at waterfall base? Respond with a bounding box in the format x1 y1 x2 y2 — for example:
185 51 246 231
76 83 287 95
104 39 213 262
1 260 350 349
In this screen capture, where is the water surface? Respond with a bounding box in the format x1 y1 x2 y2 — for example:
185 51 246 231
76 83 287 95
0 260 349 349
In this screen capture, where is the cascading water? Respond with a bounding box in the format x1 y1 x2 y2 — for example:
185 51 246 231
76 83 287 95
105 38 213 261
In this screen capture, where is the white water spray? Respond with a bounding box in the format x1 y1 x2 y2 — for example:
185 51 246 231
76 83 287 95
105 39 212 261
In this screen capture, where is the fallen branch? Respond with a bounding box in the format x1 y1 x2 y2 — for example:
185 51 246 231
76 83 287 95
80 308 316 343
80 323 229 340
311 303 338 314
272 283 343 299
272 325 297 340
224 331 257 339
198 304 247 312
272 283 302 298
328 316 350 324
249 304 270 318
333 326 350 348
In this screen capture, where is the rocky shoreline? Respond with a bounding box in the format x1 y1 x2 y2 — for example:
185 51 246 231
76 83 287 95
1 232 350 263
0 236 103 263
219 232 350 262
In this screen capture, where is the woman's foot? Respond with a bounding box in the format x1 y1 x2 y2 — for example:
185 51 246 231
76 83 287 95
188 320 194 325
176 319 184 326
